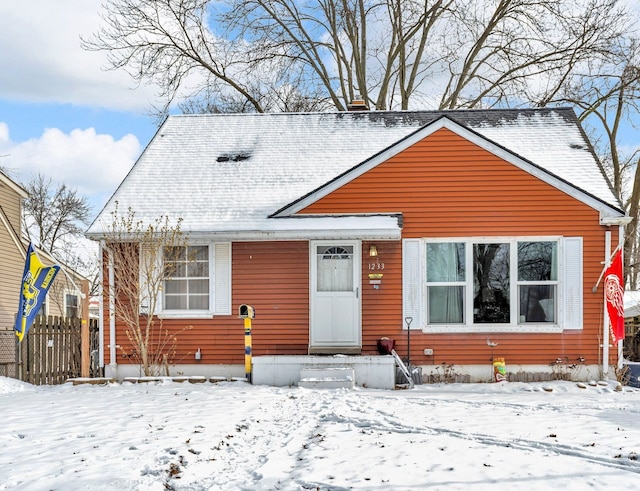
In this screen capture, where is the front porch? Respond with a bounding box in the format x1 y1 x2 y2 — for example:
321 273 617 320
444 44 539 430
252 355 397 390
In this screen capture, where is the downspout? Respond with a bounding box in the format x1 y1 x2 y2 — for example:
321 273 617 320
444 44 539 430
98 241 105 369
100 240 117 376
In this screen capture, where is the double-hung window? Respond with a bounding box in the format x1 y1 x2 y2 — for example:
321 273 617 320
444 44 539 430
517 241 557 324
65 292 79 318
139 242 231 317
406 237 579 333
164 245 210 310
426 242 466 324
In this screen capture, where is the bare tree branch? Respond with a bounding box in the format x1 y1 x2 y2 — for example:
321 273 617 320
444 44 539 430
22 173 92 255
105 204 191 375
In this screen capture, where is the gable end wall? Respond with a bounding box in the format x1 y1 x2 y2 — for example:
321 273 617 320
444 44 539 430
0 181 23 330
300 128 618 370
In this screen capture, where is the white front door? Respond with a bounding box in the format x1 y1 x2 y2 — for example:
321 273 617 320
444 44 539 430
310 241 361 354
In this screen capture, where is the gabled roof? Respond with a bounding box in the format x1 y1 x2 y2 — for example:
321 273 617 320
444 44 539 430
0 168 28 199
87 108 624 240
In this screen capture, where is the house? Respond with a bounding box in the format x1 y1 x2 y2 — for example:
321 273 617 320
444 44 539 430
87 108 628 387
0 169 88 331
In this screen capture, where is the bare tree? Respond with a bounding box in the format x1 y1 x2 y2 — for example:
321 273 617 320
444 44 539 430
105 205 191 376
84 0 639 282
19 173 100 318
550 39 640 287
440 0 628 109
177 69 334 115
83 0 631 114
83 0 282 115
22 173 92 255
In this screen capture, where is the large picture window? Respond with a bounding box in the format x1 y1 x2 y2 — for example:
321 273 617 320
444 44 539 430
473 243 511 323
424 238 559 328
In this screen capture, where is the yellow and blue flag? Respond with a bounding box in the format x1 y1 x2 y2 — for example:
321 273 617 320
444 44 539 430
14 243 59 342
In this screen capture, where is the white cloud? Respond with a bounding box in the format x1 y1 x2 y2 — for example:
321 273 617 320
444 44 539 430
0 123 9 145
0 124 141 212
0 1 157 111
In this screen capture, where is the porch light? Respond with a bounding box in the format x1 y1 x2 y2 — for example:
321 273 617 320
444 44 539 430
369 244 378 257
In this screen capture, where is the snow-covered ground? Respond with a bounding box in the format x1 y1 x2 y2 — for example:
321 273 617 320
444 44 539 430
1 377 639 490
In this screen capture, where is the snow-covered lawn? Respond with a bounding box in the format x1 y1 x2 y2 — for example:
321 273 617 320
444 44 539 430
1 377 639 490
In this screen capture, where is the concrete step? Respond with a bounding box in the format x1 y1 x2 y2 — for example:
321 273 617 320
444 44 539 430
299 367 354 389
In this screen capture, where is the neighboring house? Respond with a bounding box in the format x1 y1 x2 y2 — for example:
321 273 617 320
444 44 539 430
0 169 87 332
87 108 628 387
0 169 28 331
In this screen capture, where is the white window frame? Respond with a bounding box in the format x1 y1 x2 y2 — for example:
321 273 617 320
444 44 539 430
37 297 48 318
403 236 581 334
163 244 211 313
141 241 232 319
64 290 80 318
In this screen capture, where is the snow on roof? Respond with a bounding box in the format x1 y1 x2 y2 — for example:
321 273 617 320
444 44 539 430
87 108 622 238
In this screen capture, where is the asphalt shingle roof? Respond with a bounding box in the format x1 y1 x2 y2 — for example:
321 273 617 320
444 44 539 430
87 108 623 238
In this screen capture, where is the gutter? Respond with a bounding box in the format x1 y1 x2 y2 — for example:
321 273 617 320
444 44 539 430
87 228 402 242
600 215 632 226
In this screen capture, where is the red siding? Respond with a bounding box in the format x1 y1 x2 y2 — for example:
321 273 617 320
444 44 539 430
232 241 309 355
104 241 310 366
103 127 619 370
302 128 619 369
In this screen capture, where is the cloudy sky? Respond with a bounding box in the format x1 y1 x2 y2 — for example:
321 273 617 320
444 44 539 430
1 1 637 221
0 1 159 216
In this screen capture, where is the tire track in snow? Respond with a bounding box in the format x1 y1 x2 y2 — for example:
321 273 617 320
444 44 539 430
337 393 640 476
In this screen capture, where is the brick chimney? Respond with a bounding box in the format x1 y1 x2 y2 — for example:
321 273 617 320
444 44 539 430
347 95 369 111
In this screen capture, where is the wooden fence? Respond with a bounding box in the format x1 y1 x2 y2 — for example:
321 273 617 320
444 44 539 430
0 329 16 378
10 316 100 385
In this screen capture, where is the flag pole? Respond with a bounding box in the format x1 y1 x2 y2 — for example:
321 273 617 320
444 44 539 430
602 231 611 377
592 244 622 293
618 225 625 370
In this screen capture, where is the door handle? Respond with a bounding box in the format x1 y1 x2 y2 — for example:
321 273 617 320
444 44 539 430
356 287 359 298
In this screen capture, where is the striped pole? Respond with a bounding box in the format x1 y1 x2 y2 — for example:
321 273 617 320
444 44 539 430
244 317 252 383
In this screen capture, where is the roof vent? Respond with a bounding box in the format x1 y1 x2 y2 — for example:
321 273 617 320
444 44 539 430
217 152 251 162
347 95 369 111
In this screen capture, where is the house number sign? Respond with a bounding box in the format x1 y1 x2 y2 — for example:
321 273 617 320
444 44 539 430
368 256 384 289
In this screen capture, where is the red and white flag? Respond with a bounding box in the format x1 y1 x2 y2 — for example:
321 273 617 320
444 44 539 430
604 248 625 343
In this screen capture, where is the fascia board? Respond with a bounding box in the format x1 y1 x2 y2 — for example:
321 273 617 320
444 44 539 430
87 214 403 242
0 170 28 198
0 206 26 259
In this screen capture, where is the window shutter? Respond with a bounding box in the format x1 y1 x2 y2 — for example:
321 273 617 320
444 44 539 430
562 237 583 330
402 239 423 329
214 243 231 315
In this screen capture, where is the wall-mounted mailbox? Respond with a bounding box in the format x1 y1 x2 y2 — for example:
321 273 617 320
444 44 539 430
238 304 255 319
